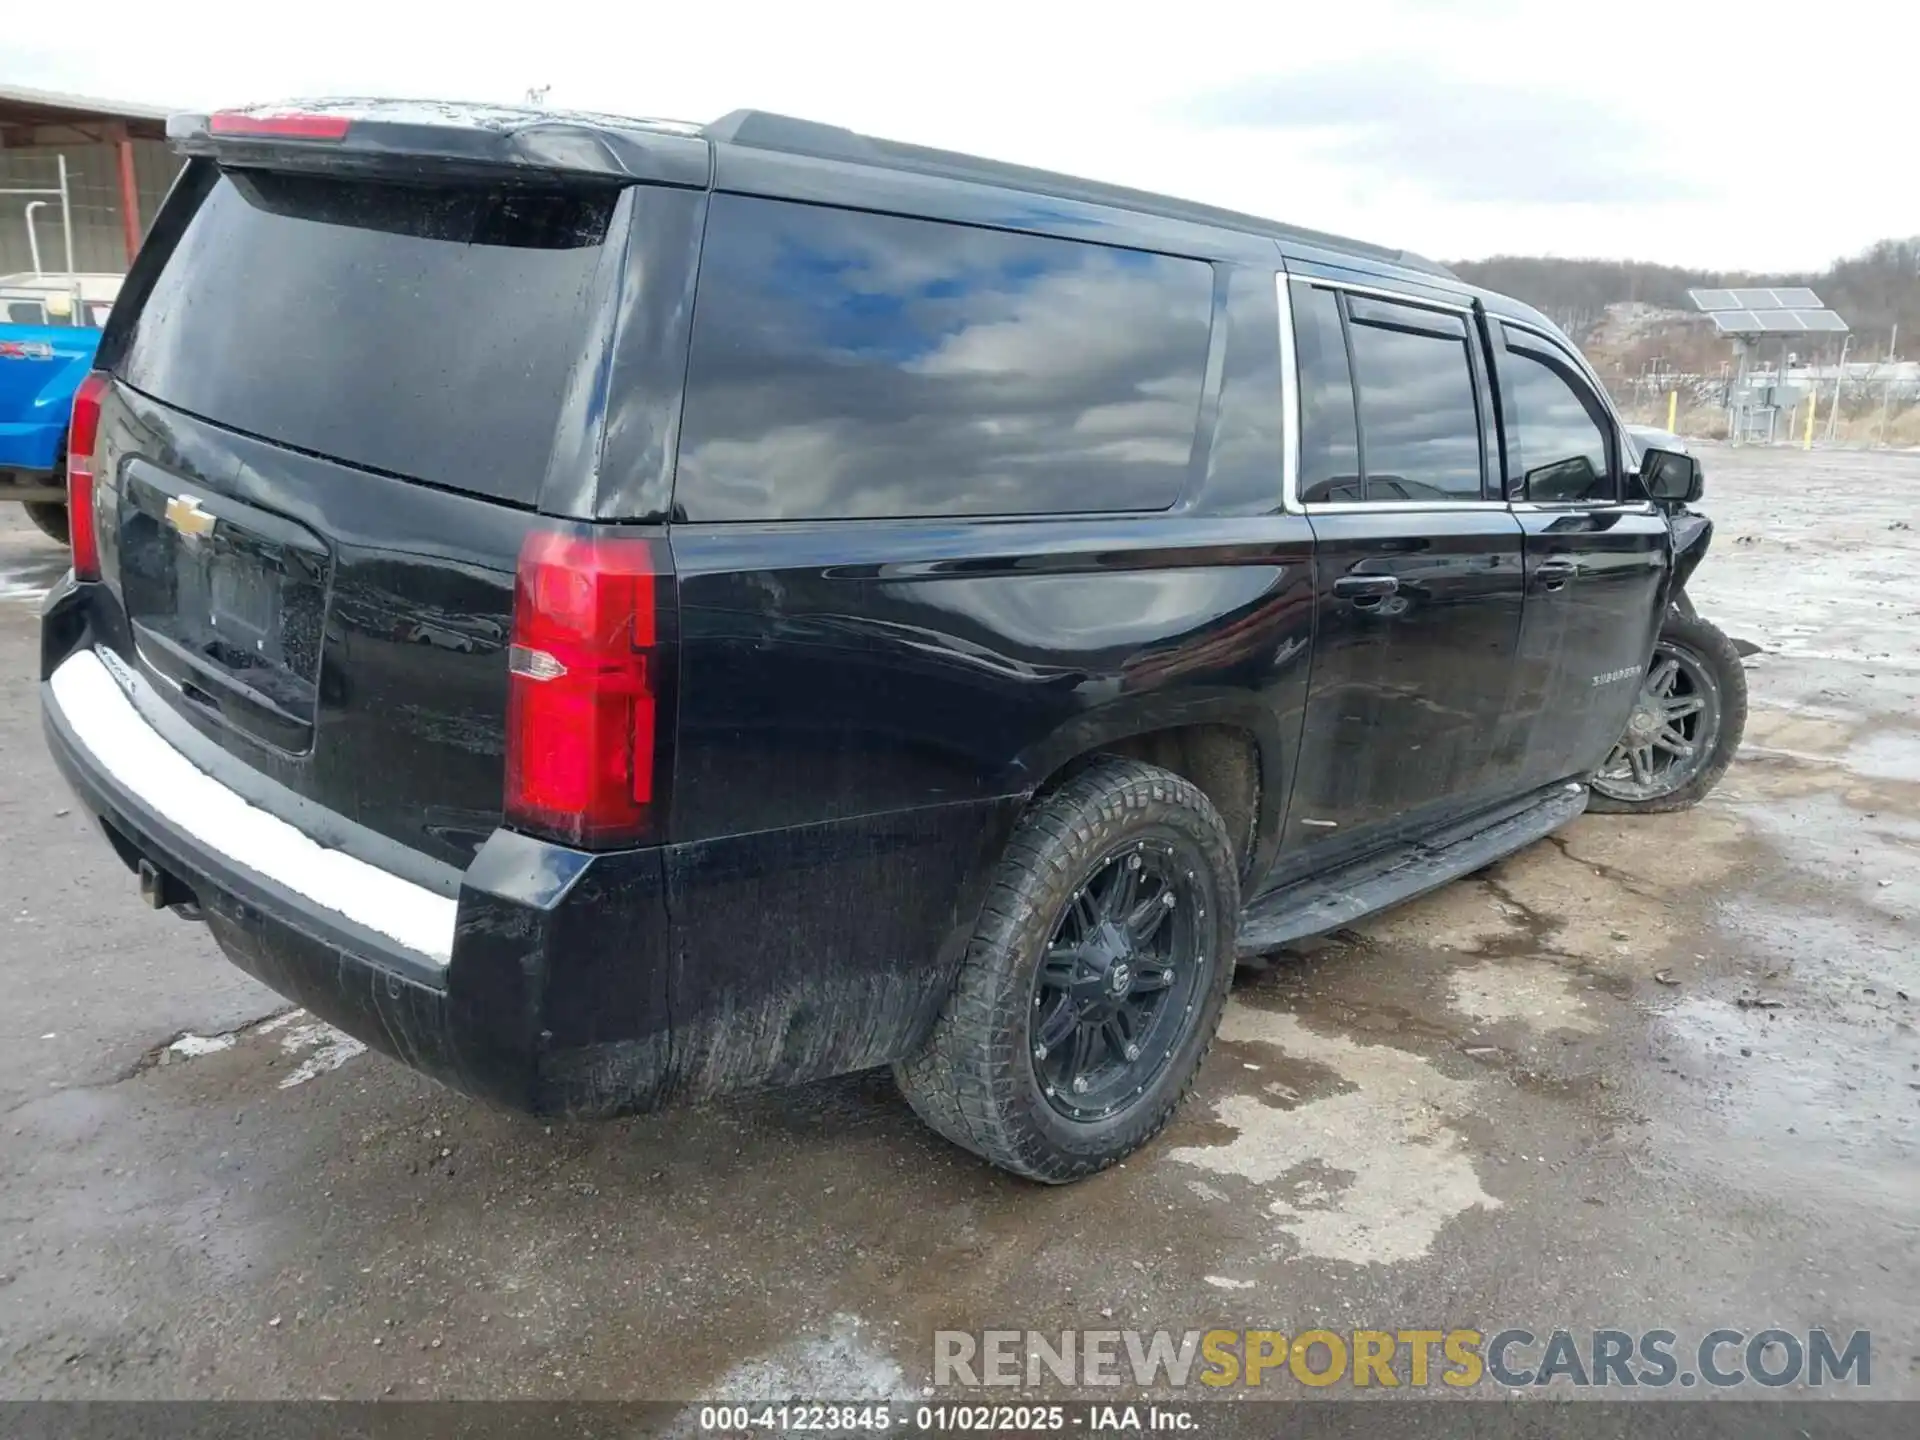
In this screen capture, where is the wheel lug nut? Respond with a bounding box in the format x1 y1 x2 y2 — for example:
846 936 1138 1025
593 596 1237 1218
1128 854 1142 871
1071 1076 1089 1094
1034 1044 1047 1060
1162 893 1176 908
1124 1044 1141 1061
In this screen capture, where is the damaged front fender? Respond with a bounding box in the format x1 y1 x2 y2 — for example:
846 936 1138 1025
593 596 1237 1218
1670 509 1714 602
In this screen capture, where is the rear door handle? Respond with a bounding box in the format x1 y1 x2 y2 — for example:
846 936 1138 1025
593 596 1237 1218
1533 558 1580 592
1333 575 1400 605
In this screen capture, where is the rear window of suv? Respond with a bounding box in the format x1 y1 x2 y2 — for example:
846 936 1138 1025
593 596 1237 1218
675 196 1215 521
119 169 616 505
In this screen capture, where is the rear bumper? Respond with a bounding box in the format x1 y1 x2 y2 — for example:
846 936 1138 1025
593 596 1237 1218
41 615 673 1116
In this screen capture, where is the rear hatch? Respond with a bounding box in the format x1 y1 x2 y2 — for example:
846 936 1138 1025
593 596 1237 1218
86 109 687 871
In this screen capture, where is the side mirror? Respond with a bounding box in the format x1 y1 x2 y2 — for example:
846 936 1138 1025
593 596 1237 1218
1641 446 1702 504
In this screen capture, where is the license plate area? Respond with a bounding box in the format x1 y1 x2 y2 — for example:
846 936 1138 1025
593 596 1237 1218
118 461 331 754
210 556 277 645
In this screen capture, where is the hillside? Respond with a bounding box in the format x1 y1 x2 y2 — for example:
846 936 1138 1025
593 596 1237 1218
1450 237 1920 361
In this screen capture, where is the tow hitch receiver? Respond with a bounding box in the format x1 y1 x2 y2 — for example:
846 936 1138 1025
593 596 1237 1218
136 856 197 913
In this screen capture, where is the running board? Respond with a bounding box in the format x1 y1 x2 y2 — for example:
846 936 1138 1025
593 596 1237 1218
1236 782 1589 955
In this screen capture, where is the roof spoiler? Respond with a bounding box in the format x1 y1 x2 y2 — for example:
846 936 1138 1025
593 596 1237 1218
168 101 710 188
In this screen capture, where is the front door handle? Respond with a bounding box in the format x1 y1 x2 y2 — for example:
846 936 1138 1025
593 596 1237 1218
1533 558 1580 592
1333 575 1400 606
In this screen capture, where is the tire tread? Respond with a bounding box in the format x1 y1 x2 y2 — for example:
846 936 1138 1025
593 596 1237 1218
896 758 1237 1182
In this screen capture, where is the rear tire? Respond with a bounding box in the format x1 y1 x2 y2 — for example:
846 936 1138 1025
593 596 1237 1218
895 758 1239 1183
1588 610 1747 813
23 501 68 547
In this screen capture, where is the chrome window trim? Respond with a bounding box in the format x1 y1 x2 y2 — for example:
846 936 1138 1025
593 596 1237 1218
1509 500 1656 515
1275 271 1302 514
1281 272 1487 513
1305 500 1514 516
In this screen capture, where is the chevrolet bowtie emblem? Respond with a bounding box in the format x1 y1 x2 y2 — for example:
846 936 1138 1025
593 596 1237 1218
164 494 216 538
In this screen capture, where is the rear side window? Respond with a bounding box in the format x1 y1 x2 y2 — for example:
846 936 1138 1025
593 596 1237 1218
675 196 1215 521
1291 282 1362 503
1345 296 1485 502
119 170 616 504
1499 331 1616 503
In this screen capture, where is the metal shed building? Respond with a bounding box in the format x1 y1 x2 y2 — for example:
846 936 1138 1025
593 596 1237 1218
0 84 184 276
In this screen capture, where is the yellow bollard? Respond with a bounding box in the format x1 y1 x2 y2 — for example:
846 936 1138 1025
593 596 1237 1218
1804 392 1816 449
1667 390 1678 433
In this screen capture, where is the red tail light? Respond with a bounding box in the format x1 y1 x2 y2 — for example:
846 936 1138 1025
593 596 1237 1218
208 111 351 140
66 371 109 580
505 529 672 849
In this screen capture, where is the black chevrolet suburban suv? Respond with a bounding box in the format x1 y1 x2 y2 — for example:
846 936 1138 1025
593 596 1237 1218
40 102 1742 1181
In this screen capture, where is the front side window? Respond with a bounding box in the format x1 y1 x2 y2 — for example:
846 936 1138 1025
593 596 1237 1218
676 196 1215 521
1344 297 1485 502
1500 334 1617 503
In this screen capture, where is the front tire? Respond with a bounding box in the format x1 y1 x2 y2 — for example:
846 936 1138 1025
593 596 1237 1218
1588 610 1747 813
23 501 69 546
895 758 1238 1182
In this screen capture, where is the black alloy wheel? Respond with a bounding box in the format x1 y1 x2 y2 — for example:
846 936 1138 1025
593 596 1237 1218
1588 609 1747 814
1031 838 1205 1122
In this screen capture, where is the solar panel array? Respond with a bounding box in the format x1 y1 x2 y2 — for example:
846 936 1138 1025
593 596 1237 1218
1689 286 1825 311
1709 309 1851 334
1689 286 1847 335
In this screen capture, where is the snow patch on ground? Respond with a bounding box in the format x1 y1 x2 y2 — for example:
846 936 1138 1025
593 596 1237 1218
167 1032 238 1059
1168 1005 1498 1264
275 1018 368 1089
154 1008 366 1090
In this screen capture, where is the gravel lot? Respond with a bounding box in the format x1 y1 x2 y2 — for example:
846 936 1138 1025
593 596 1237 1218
1 446 1914 1403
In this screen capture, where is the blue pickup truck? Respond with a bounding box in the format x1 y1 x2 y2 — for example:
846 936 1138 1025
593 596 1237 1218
1 272 122 544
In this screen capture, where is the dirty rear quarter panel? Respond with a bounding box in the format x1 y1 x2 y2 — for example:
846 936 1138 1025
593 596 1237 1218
662 515 1315 1094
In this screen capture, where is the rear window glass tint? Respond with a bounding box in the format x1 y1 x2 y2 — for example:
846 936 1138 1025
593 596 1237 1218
119 170 615 504
1291 282 1362 504
1346 299 1484 501
676 196 1214 521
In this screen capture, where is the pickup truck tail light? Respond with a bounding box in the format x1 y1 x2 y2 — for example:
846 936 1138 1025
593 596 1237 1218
505 529 673 849
66 371 110 581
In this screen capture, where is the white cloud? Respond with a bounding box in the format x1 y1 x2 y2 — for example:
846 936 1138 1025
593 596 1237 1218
4 0 1909 269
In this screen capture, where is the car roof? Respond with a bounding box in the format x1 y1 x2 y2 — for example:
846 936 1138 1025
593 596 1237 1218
175 100 1571 341
703 109 1459 282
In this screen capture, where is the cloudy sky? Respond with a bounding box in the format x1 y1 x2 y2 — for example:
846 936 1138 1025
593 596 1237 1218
6 0 1910 271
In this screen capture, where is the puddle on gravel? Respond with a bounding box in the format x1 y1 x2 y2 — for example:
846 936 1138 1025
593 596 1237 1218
1844 728 1920 785
1651 991 1917 1205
